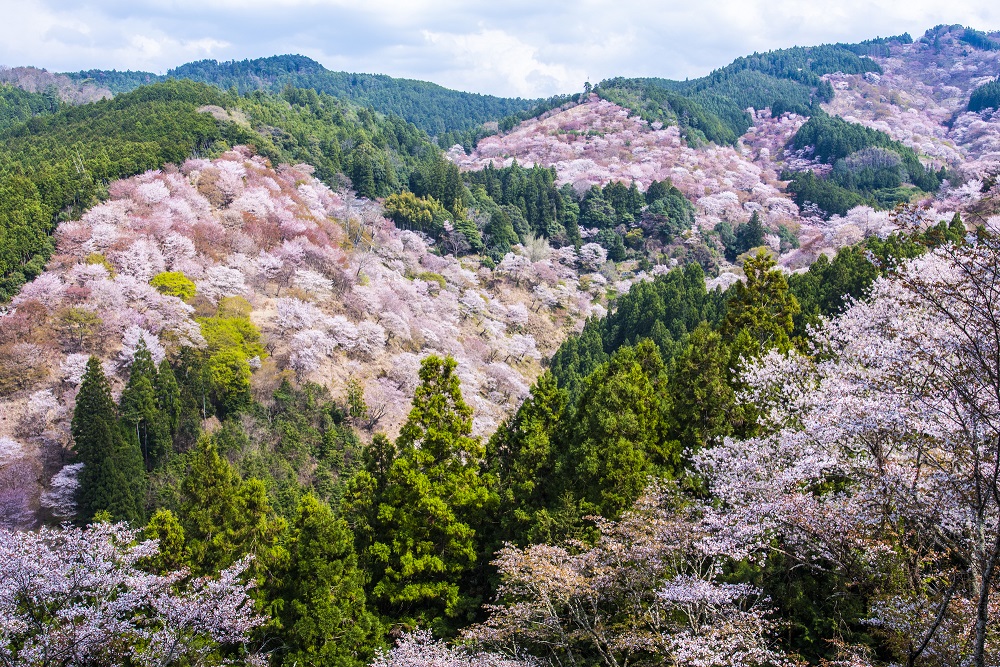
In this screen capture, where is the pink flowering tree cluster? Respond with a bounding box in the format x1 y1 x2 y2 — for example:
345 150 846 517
464 483 787 667
0 522 265 667
698 228 1000 667
373 630 536 667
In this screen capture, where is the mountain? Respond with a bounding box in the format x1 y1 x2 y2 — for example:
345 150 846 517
66 54 539 136
3 23 1000 667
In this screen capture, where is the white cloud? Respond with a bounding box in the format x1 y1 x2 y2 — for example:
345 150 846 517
421 29 588 97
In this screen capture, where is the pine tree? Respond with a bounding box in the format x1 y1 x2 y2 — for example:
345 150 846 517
722 249 801 358
142 508 188 573
179 437 285 578
665 323 735 455
273 494 382 667
119 339 170 470
72 357 146 523
356 355 497 635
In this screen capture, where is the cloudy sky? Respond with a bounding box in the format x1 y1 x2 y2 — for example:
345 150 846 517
2 0 999 98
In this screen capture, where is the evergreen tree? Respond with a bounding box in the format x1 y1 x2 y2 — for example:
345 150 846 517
72 357 146 523
142 508 188 573
155 358 182 440
179 437 285 578
119 339 171 470
486 372 568 546
722 249 800 358
563 340 674 519
352 355 496 635
664 323 736 456
273 494 382 667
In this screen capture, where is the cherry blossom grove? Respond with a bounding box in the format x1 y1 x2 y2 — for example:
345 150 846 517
0 147 661 529
698 228 1000 666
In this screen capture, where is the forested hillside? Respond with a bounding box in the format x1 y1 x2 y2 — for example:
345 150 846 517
2 21 1000 667
68 54 538 136
0 80 445 301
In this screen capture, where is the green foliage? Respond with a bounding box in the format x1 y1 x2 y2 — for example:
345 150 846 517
787 113 940 215
270 493 381 667
345 355 496 635
72 357 146 523
142 508 189 573
150 271 196 300
959 27 1000 51
486 372 569 546
642 179 695 242
550 263 722 398
178 436 286 578
721 250 800 358
198 303 265 417
0 84 61 131
70 54 536 136
464 161 581 246
717 211 766 261
563 340 675 519
383 191 450 236
663 322 737 455
119 340 172 471
969 77 1000 112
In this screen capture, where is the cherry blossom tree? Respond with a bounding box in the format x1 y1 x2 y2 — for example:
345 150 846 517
699 228 1000 667
465 483 787 667
373 630 536 667
0 522 265 667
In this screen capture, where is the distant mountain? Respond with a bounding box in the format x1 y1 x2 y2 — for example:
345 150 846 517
595 37 904 146
66 54 538 136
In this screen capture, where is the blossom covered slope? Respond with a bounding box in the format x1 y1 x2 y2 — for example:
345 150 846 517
450 27 1000 271
0 147 638 528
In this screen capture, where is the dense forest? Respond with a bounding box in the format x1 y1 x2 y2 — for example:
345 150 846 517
784 112 945 215
4 211 982 666
0 80 447 301
969 77 1000 112
3 21 1000 667
68 54 537 136
594 40 899 145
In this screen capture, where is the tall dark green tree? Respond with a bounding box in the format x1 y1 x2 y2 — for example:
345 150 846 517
563 340 675 520
722 249 800 358
119 340 171 470
486 372 568 546
179 436 285 578
347 355 497 635
272 494 382 667
72 357 146 523
155 358 182 440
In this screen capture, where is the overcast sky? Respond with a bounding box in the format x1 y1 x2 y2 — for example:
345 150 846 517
1 0 999 98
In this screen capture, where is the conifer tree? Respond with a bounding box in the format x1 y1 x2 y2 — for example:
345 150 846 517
142 508 188 573
353 355 496 635
119 339 170 470
664 322 735 455
722 249 800 358
155 357 181 440
72 357 146 523
273 494 381 667
179 437 285 578
564 340 674 520
486 371 568 546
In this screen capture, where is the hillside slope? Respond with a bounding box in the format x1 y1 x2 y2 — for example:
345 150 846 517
67 54 537 136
